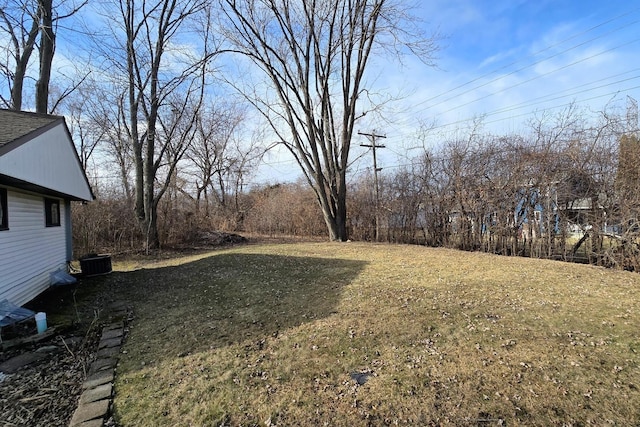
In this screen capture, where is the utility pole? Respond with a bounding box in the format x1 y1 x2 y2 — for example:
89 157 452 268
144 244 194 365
359 130 386 242
627 95 638 135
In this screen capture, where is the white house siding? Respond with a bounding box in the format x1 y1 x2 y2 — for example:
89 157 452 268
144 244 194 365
0 188 67 306
0 122 93 201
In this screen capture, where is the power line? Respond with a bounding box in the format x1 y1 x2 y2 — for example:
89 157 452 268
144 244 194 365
421 85 640 134
378 8 640 137
384 39 640 137
437 38 640 118
415 7 640 111
478 70 640 118
379 70 640 147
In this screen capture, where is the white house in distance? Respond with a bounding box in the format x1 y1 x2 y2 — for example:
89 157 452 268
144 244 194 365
0 109 94 307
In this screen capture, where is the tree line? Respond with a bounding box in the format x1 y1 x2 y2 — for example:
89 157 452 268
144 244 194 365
354 105 640 270
70 102 640 271
3 0 640 271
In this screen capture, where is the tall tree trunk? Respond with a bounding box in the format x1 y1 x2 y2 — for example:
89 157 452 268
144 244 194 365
142 109 160 249
36 0 54 113
335 177 348 240
11 57 28 110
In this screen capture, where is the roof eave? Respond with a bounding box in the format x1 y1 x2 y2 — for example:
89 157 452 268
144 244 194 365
0 174 94 202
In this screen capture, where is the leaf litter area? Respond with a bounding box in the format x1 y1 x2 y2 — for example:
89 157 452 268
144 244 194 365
0 335 93 426
60 242 640 426
0 318 102 426
0 269 130 427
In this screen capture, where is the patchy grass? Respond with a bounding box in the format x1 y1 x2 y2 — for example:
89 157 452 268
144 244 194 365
100 243 640 426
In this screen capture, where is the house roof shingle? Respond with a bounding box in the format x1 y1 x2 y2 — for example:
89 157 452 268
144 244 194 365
0 109 62 152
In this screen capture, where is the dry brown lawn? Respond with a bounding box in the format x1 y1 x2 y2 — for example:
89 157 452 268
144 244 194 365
100 242 640 426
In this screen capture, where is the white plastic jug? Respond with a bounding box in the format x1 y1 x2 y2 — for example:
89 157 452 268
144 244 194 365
35 312 47 334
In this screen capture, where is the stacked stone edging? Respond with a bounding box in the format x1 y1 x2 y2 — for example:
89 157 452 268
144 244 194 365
69 303 130 427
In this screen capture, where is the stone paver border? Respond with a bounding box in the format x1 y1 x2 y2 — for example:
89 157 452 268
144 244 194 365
69 302 131 427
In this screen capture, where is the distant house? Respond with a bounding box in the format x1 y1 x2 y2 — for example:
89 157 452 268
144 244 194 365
0 109 94 306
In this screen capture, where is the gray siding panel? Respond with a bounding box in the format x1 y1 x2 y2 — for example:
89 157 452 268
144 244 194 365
0 189 67 306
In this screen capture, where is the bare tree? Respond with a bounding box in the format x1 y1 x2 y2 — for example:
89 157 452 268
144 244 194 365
91 0 219 250
0 0 86 111
59 75 137 200
220 0 436 241
60 84 107 170
378 166 424 244
185 101 260 218
404 103 634 270
96 88 136 201
348 170 378 241
0 0 39 109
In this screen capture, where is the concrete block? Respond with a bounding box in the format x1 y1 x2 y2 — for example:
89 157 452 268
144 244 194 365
90 358 117 373
96 346 120 359
74 420 103 427
69 399 109 426
101 328 123 340
98 337 122 350
79 383 113 404
83 370 114 390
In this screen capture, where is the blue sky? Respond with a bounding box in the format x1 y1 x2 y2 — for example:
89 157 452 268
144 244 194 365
388 1 639 135
1 1 636 185
257 1 640 183
11 0 632 185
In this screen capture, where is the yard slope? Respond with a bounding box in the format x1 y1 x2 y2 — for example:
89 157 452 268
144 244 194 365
110 243 640 426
